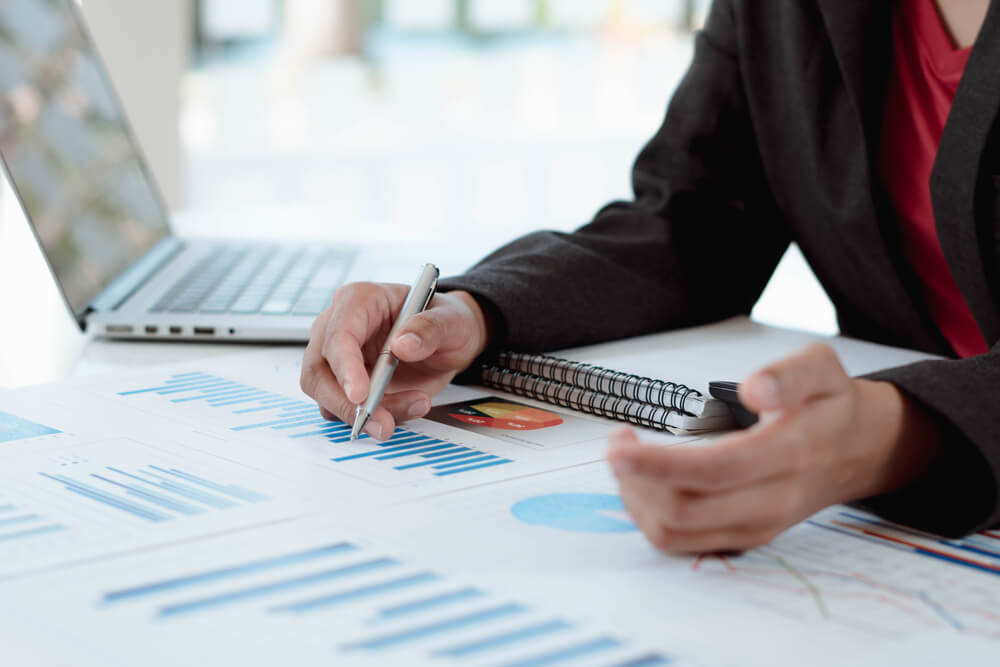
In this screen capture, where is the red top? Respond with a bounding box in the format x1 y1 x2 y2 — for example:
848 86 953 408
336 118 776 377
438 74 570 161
880 0 989 358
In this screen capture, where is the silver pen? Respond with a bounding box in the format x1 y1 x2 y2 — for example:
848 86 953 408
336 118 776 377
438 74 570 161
350 263 440 441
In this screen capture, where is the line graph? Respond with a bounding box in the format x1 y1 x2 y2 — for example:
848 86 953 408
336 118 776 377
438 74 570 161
689 507 1000 639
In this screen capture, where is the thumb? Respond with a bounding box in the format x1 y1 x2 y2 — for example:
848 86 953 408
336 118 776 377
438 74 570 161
390 309 451 362
740 343 850 413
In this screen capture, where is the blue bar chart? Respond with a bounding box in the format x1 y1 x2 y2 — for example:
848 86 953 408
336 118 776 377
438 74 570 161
119 372 517 481
39 463 269 523
0 436 300 579
89 527 667 666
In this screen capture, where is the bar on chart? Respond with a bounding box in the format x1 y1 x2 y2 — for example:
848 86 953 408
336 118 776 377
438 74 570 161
0 410 60 444
38 464 270 523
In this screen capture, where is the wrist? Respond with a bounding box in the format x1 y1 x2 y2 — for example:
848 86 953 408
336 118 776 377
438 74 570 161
853 379 943 498
451 290 493 360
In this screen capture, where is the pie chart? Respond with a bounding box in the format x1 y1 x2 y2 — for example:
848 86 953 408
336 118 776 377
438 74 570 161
448 401 563 431
511 493 637 533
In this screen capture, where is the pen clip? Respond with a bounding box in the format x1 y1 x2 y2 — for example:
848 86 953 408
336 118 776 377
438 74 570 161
420 274 438 312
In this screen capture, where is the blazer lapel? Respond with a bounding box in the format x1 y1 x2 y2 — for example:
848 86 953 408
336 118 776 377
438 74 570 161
817 0 952 352
932 0 1000 345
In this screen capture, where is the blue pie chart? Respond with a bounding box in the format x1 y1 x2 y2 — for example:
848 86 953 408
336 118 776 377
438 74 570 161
511 493 637 533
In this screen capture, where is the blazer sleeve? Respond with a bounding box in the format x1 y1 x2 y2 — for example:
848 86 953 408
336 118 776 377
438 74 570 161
855 349 1000 536
438 0 790 353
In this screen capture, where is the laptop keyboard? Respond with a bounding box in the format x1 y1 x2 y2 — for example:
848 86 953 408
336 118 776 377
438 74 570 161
149 245 352 316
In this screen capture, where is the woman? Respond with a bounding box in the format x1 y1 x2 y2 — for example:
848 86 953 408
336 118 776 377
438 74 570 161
301 1 1000 553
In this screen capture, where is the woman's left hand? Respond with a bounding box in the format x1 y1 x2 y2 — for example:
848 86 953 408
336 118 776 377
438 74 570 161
607 343 941 554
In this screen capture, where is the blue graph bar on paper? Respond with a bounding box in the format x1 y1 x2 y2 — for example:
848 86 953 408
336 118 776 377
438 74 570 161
434 455 498 470
435 459 512 477
39 473 170 522
118 378 218 395
0 523 66 542
234 398 298 413
395 450 473 470
332 441 436 462
150 466 269 503
374 442 450 460
206 388 267 402
418 451 484 466
273 418 327 431
291 424 350 439
128 472 238 509
435 619 573 657
0 410 60 443
0 513 42 528
376 587 486 620
158 557 399 618
421 447 470 459
231 415 326 431
90 473 205 516
103 542 357 603
271 572 440 614
498 637 624 667
343 603 528 651
612 654 674 667
160 380 235 396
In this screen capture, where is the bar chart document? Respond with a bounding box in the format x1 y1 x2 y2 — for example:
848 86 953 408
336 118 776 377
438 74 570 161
0 433 303 579
0 517 678 667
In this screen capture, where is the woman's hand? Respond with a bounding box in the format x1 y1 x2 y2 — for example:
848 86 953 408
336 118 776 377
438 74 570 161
300 283 490 440
607 343 942 554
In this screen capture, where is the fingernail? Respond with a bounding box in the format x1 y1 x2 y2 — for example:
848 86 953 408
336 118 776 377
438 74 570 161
408 399 431 418
344 382 354 402
398 333 422 350
751 374 780 409
364 421 383 440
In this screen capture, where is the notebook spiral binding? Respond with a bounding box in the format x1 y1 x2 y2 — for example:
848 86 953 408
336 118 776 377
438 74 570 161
493 352 703 415
481 366 685 431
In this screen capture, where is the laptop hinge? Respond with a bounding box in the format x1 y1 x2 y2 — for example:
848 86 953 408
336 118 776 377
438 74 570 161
85 237 184 319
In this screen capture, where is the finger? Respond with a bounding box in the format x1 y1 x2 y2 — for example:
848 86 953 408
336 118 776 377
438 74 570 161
616 481 779 554
609 434 772 492
641 523 779 555
379 390 432 424
323 329 371 405
322 284 398 403
741 343 849 413
301 356 358 426
390 308 452 363
650 479 802 533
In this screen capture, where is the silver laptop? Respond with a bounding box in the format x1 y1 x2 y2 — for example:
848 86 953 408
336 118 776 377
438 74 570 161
0 0 354 341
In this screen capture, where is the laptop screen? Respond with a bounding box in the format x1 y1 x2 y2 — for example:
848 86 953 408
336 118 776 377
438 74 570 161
0 0 170 317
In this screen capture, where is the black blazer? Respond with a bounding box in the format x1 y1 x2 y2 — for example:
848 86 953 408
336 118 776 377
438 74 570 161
440 1 1000 537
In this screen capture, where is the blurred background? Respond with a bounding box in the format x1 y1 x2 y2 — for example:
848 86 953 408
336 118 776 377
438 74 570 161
0 0 835 385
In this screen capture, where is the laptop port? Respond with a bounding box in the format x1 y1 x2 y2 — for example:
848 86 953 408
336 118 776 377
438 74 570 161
169 326 183 335
193 327 215 335
144 325 158 334
105 324 133 334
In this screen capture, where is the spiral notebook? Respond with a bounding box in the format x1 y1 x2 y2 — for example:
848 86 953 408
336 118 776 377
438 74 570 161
479 352 736 435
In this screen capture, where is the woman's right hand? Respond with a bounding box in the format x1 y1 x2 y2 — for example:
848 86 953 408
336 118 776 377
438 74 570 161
300 283 491 440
